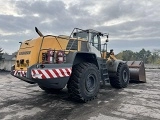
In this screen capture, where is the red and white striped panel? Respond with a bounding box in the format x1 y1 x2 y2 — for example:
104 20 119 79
31 68 72 79
13 70 27 77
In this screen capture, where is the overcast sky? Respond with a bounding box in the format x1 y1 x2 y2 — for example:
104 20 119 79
0 0 159 54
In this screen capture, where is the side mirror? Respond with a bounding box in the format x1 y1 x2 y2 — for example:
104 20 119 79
106 35 109 42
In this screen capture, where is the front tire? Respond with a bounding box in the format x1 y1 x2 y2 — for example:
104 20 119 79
110 63 130 89
67 62 100 102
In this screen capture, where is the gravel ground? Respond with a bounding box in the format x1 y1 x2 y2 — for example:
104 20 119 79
0 69 160 120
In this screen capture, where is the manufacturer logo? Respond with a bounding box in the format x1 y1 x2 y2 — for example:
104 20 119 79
19 51 31 55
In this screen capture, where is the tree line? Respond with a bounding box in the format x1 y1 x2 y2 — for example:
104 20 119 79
116 48 160 64
0 48 17 61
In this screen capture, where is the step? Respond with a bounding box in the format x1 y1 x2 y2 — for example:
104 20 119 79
104 79 110 83
102 68 107 70
103 73 108 75
101 63 107 65
101 63 107 66
102 59 107 62
101 65 107 68
101 69 108 73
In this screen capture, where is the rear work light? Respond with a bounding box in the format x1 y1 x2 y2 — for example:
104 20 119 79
20 59 24 64
41 49 66 64
42 49 55 64
47 49 54 63
26 60 29 66
26 60 29 63
56 50 66 64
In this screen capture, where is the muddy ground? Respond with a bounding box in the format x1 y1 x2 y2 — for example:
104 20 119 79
0 69 160 120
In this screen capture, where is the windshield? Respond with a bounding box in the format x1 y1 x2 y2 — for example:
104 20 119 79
73 31 89 40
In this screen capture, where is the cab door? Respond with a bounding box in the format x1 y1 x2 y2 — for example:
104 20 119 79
88 34 101 57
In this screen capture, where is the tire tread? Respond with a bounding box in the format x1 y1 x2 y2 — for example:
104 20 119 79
67 62 100 102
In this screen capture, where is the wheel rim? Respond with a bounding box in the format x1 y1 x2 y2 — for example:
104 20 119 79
85 74 96 93
123 70 128 82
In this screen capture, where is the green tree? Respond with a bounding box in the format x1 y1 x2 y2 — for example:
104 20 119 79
151 49 160 64
115 48 160 64
122 50 134 61
116 52 123 60
137 49 152 63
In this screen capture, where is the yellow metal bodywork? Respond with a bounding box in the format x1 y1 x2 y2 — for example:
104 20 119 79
101 51 117 61
16 36 69 71
15 36 86 71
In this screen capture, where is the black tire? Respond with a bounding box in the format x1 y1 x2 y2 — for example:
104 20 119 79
110 63 130 89
67 62 100 102
39 85 63 93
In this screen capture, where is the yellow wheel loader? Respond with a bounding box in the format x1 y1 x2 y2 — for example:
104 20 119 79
11 27 146 102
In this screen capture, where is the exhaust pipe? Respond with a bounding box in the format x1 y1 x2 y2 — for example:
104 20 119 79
35 27 44 37
126 61 146 83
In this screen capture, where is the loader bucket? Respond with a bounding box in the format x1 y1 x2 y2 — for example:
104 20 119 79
126 61 146 83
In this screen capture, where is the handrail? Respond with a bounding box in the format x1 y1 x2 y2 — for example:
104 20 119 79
68 28 81 52
37 35 63 63
101 43 107 58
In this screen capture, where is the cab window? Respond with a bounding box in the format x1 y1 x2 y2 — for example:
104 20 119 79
92 34 101 50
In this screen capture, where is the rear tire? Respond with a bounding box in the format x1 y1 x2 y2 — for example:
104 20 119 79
67 62 100 102
39 85 63 93
109 63 130 89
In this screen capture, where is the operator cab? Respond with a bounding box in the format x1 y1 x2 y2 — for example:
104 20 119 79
72 29 108 52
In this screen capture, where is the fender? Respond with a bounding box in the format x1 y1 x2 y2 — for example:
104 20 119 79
66 51 100 69
107 60 124 73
